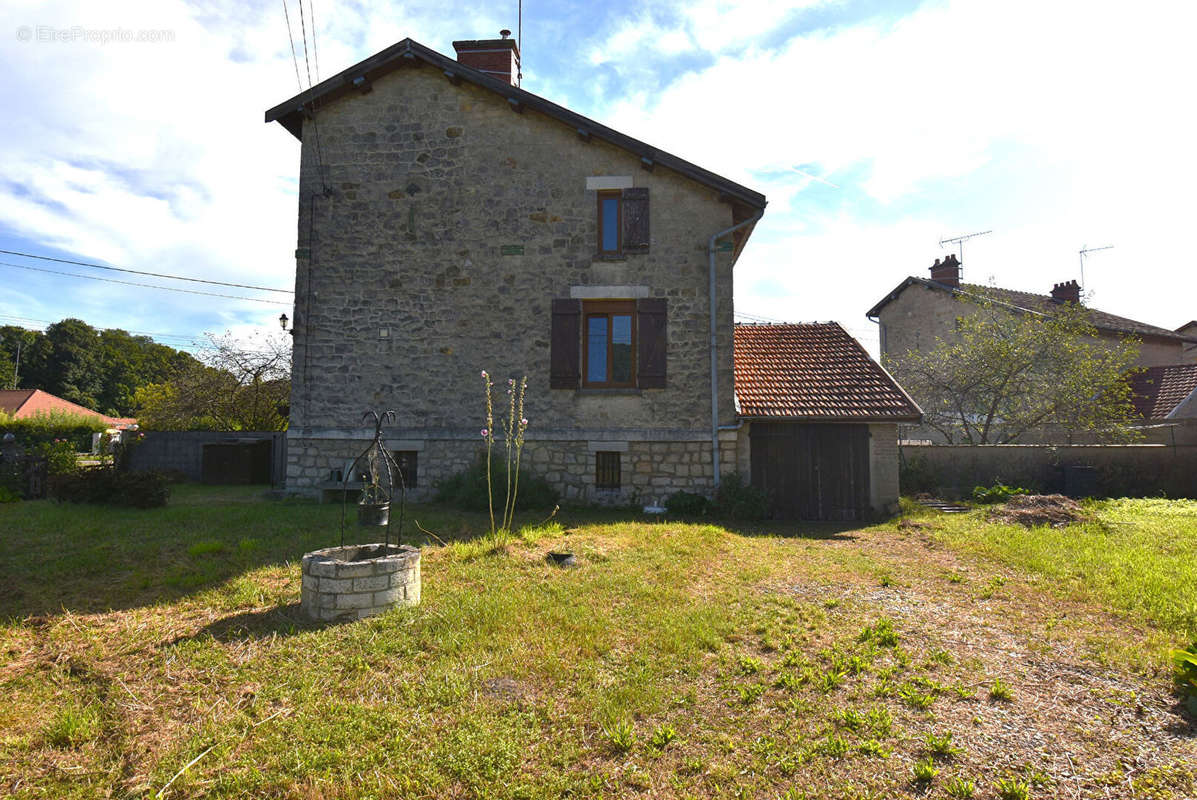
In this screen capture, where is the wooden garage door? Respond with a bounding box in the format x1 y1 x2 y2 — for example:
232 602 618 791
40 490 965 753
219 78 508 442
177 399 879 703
750 423 870 521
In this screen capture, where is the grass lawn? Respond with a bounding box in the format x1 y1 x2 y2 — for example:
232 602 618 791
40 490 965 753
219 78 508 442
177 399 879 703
1 486 1194 799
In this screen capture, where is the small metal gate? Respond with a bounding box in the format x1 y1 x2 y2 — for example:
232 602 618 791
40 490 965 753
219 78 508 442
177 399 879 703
750 423 870 521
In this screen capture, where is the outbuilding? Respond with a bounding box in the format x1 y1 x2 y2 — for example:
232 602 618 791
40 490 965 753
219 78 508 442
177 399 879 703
733 323 921 520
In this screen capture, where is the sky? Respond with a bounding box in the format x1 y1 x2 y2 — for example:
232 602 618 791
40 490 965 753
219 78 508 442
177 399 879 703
1 0 1195 358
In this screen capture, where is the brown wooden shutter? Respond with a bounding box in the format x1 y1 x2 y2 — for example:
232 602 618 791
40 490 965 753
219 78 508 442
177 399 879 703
637 298 667 388
622 188 650 253
550 299 581 389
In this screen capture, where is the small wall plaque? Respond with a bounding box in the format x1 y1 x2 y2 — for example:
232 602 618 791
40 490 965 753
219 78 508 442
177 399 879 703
500 245 524 256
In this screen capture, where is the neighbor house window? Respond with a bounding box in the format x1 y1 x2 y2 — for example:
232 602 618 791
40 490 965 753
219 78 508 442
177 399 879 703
595 451 621 489
391 450 418 488
583 300 636 387
597 191 621 255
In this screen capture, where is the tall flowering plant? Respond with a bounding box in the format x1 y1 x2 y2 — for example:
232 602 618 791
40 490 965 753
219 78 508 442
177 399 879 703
480 370 495 534
479 371 529 535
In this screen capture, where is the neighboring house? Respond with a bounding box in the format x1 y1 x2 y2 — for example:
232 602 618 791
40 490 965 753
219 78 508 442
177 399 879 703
1129 361 1197 443
867 255 1197 368
733 323 921 519
266 34 768 505
1178 321 1197 363
0 389 137 430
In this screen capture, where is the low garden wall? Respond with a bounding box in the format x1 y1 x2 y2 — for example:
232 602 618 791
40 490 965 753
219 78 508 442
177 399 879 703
127 431 286 485
902 443 1197 499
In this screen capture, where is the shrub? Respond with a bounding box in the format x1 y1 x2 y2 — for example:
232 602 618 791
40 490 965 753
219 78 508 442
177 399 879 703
713 472 769 520
32 439 78 477
0 410 107 451
972 482 1029 504
900 453 939 494
665 491 711 517
434 456 558 513
50 467 170 508
1172 641 1197 715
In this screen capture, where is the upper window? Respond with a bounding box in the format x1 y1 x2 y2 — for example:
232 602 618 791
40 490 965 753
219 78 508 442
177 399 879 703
598 191 622 254
584 300 635 387
595 188 649 256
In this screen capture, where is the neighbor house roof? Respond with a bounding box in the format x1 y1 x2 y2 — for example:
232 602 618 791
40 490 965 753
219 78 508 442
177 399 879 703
1128 364 1197 420
264 38 767 212
733 323 922 422
0 389 136 429
866 277 1197 344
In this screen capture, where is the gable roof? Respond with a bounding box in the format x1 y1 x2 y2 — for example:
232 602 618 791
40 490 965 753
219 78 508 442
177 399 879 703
1128 364 1197 420
733 323 922 422
265 38 766 212
0 389 136 429
867 277 1197 344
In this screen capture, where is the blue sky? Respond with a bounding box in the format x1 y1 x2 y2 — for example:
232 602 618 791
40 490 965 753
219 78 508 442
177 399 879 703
2 0 1195 358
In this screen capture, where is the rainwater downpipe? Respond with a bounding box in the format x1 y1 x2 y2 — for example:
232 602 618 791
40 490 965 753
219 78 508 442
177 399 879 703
708 210 763 490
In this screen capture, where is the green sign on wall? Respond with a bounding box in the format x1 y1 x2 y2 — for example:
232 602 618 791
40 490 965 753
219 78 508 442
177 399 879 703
500 245 525 256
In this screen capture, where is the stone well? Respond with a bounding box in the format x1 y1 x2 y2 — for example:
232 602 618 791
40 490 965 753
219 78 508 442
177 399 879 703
301 543 420 622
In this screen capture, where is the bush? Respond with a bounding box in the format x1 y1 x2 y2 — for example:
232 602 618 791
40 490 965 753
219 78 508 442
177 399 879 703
665 491 711 517
434 456 559 513
900 453 939 494
713 473 768 520
31 440 78 477
971 482 1029 504
50 467 171 508
0 410 107 451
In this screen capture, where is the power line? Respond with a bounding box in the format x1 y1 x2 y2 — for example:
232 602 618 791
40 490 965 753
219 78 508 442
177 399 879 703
0 261 291 305
281 0 304 93
309 0 320 83
0 249 292 293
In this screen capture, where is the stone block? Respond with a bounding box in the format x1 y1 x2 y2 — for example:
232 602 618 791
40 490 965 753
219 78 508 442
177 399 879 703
353 575 391 592
308 560 338 578
336 591 376 610
373 587 405 605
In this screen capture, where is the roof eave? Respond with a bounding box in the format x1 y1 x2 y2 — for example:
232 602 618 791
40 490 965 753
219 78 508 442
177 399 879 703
264 38 767 210
738 414 924 424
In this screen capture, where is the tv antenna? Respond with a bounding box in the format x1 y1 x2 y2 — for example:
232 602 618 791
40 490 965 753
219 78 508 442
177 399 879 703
939 230 992 264
1078 244 1113 293
517 0 523 87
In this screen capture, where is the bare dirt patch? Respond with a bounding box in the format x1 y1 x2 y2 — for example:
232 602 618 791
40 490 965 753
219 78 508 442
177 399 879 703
987 493 1090 527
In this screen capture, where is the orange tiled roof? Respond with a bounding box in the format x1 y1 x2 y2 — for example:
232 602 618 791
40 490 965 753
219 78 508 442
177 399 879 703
1128 364 1197 420
0 389 136 429
733 323 921 421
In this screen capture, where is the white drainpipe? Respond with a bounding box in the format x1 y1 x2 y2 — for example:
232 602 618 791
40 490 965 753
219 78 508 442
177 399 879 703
708 210 763 489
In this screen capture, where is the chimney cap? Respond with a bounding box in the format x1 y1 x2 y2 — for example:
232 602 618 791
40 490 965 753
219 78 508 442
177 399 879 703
500 29 511 38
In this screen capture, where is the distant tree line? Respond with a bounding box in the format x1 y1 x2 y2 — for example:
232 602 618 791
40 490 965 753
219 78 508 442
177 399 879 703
0 319 200 417
1 319 290 431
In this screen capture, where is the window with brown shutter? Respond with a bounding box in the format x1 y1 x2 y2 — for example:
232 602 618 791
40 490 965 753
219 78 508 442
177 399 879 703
595 188 649 256
637 298 667 388
550 299 581 389
583 300 636 388
622 188 649 253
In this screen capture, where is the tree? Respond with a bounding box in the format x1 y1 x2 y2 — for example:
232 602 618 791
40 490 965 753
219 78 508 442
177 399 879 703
22 319 104 408
886 293 1140 444
134 330 291 431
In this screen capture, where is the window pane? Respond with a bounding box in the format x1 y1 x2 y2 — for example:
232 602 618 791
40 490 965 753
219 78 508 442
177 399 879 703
601 196 619 252
587 316 608 383
611 314 632 383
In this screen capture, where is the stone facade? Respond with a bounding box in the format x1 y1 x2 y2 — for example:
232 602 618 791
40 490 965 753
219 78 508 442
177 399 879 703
281 59 760 503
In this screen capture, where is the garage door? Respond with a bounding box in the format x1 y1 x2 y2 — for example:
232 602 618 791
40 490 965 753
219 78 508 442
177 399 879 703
749 423 870 521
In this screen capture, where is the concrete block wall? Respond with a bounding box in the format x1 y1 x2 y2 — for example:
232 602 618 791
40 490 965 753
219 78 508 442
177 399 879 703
128 431 285 483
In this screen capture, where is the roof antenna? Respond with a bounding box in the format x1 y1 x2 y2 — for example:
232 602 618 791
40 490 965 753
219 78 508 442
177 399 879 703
939 230 992 270
1078 244 1113 295
517 0 523 87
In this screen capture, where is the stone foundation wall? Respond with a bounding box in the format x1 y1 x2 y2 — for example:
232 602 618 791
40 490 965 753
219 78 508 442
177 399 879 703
286 430 740 506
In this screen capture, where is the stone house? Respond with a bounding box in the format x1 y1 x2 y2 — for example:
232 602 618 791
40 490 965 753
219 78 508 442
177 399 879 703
732 323 921 519
1178 321 1197 363
266 35 768 506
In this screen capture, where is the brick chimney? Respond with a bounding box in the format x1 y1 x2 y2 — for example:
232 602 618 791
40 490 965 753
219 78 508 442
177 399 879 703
929 253 961 288
1050 279 1081 304
452 30 521 86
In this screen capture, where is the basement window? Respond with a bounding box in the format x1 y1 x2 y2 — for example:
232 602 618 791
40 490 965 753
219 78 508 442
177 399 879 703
595 451 622 490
